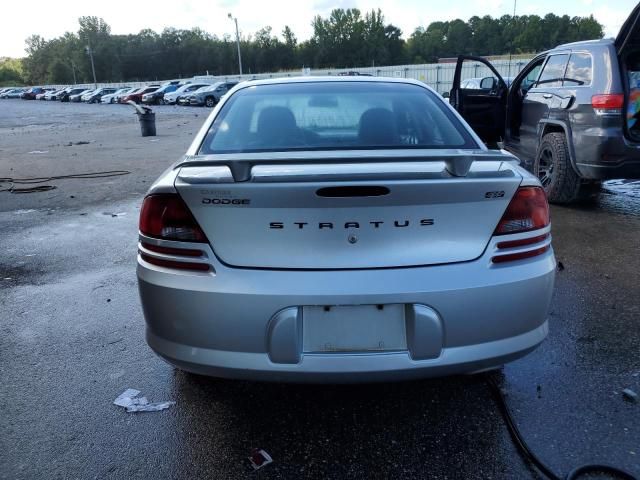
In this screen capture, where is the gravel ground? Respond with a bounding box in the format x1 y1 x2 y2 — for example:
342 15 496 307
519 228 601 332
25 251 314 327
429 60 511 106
0 99 639 480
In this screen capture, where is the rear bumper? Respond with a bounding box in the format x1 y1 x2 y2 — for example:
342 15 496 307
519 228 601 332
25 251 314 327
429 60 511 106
573 126 640 179
147 322 548 382
137 229 555 382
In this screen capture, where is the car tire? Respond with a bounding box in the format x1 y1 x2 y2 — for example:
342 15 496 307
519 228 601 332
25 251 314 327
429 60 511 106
535 132 583 204
158 98 165 105
205 96 216 108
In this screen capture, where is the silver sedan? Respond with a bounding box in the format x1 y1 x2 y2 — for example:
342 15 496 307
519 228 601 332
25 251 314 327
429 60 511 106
137 77 555 382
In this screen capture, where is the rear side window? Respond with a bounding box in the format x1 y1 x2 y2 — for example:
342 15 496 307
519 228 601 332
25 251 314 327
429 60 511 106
199 82 477 154
564 53 592 86
535 54 569 88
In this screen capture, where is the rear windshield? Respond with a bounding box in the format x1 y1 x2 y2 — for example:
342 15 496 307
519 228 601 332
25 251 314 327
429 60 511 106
198 82 477 154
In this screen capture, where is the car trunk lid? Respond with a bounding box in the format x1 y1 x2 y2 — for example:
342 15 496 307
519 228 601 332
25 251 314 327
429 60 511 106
174 152 522 270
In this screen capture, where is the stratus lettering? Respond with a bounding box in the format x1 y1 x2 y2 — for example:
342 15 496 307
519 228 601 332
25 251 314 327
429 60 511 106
269 219 435 229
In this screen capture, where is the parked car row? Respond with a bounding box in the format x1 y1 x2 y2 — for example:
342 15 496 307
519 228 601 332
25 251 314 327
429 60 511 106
0 87 26 98
0 80 239 107
0 87 50 99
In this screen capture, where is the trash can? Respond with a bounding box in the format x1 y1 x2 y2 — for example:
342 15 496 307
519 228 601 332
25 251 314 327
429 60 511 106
137 111 156 137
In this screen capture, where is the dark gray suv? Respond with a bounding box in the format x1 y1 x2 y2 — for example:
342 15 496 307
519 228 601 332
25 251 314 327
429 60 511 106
450 5 640 203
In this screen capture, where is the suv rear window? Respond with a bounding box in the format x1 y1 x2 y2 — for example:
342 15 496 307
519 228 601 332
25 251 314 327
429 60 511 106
199 82 477 154
564 53 592 86
535 54 569 88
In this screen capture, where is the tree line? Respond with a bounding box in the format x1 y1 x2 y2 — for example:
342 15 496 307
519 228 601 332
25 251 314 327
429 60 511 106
12 9 604 85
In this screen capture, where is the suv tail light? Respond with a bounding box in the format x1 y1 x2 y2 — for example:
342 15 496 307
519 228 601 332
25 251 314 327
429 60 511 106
139 194 207 242
492 187 551 264
592 94 624 115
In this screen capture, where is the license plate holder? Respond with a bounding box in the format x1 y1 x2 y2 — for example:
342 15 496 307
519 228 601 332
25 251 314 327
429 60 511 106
302 304 407 353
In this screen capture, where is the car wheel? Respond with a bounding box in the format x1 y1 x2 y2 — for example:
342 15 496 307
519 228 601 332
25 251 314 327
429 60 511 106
535 132 582 204
205 97 216 108
158 98 165 105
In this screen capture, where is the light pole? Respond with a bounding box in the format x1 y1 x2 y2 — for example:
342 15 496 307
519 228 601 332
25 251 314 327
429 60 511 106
228 13 243 76
70 60 77 85
507 0 517 77
85 42 97 88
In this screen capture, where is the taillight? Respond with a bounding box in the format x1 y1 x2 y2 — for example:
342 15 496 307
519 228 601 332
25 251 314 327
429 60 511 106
492 187 551 264
139 194 207 242
139 253 210 271
496 233 549 249
494 187 550 235
140 242 203 257
592 94 624 115
492 245 550 264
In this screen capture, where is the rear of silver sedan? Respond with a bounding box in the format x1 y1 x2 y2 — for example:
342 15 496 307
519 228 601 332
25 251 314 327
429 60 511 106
137 78 555 382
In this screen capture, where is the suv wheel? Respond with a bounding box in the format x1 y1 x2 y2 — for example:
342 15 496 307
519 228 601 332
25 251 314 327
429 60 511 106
535 132 582 204
205 96 216 107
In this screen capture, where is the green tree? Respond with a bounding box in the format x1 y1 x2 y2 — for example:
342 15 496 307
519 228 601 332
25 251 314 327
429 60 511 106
0 57 25 86
281 26 298 70
18 11 605 83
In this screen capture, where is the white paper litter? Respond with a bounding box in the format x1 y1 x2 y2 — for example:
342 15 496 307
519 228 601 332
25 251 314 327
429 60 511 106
114 388 140 406
113 388 175 413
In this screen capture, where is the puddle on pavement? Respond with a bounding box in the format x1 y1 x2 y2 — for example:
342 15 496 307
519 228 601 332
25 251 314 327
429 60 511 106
0 263 47 289
600 180 640 217
603 179 640 198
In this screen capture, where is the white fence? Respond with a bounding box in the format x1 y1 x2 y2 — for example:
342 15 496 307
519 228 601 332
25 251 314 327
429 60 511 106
48 58 532 94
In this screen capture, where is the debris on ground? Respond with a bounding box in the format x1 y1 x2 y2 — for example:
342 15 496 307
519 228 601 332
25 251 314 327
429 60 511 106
557 261 565 271
622 388 638 403
103 212 126 217
65 141 91 146
113 388 175 413
28 150 48 154
248 449 273 470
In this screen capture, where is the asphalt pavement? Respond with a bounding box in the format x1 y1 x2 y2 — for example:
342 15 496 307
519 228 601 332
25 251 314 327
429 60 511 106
0 99 639 479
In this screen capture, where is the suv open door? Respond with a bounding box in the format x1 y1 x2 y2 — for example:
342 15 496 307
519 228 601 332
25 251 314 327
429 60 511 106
450 56 508 144
616 2 640 59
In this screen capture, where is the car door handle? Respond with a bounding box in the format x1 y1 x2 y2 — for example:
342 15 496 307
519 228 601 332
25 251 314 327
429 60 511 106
543 93 553 99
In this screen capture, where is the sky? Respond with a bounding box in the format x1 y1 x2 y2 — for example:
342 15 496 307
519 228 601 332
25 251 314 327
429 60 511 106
0 0 636 58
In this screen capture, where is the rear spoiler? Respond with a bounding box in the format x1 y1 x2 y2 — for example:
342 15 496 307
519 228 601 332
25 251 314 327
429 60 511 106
176 149 519 182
